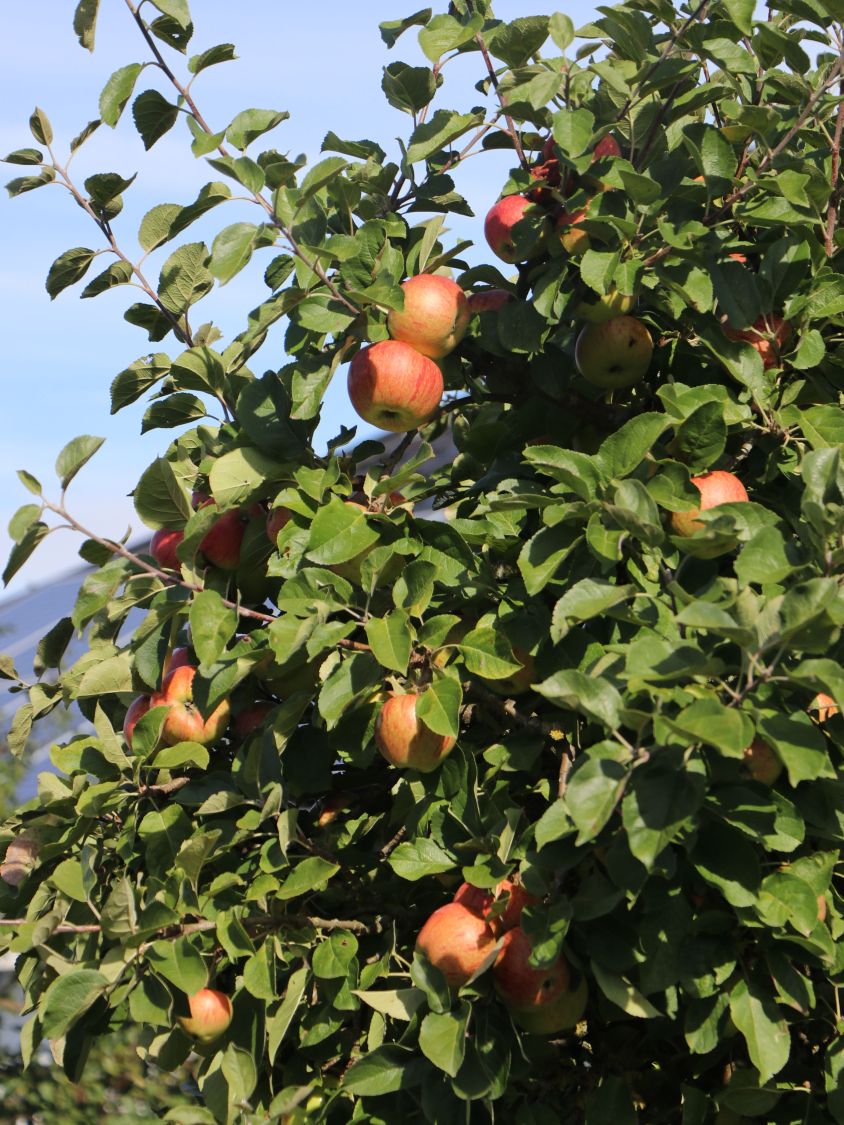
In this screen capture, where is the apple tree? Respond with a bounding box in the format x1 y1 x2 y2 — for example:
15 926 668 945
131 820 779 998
2 1 844 1121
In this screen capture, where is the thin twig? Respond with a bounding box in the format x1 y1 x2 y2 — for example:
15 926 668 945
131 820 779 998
0 913 375 937
473 34 529 169
826 67 844 255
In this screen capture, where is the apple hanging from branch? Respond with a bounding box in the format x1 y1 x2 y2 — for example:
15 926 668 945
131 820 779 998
387 274 470 359
375 692 456 771
493 927 587 1034
670 470 749 537
150 665 231 747
176 988 233 1044
575 316 653 389
415 902 497 989
347 340 444 432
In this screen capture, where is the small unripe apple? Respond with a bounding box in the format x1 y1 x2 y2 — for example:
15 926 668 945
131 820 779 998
375 693 456 772
741 737 783 785
557 207 590 255
150 528 184 572
453 877 537 934
484 195 549 264
467 289 513 313
150 665 230 747
123 694 152 749
176 988 233 1044
574 287 637 323
387 275 470 360
266 506 292 544
812 692 838 722
575 316 653 389
493 927 587 1034
670 471 749 537
723 315 791 369
347 340 444 433
415 902 497 989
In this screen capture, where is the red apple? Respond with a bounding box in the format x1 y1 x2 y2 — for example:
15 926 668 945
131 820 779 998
723 315 791 369
812 692 838 722
387 275 470 360
575 316 653 389
415 902 497 989
493 927 587 1034
163 646 192 677
593 135 621 161
266 506 292 544
123 694 152 749
484 195 548 264
670 470 749 537
347 340 443 433
150 665 230 747
232 701 275 741
150 528 184 572
200 508 248 570
467 289 513 313
375 693 456 772
557 207 590 255
453 876 537 933
742 737 783 785
318 792 354 827
176 988 233 1044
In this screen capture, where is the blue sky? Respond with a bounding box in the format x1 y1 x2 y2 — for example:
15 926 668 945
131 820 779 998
0 1 595 596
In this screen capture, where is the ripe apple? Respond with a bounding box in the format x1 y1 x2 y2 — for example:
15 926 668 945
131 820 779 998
527 136 564 203
723 315 791 369
415 902 497 989
150 665 231 747
387 275 470 360
586 134 621 191
467 289 513 313
575 316 653 389
232 701 276 741
480 645 536 696
266 506 292 544
347 340 444 433
453 876 537 933
150 528 184 572
817 894 828 923
199 507 248 570
123 694 151 749
493 927 587 1034
375 693 456 772
0 830 40 887
163 646 192 677
670 470 749 537
318 792 354 827
557 207 590 255
812 692 838 722
484 195 549 264
176 988 233 1044
574 287 637 322
741 737 783 785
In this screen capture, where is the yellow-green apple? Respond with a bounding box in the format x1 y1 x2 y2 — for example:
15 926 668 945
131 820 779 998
232 701 276 741
347 340 443 433
493 927 587 1034
123 694 152 749
387 275 470 359
670 471 749 537
467 289 513 313
480 645 536 697
484 195 549 264
812 692 838 722
266 506 292 544
817 894 828 923
375 693 456 772
557 207 591 255
150 529 184 572
176 988 233 1044
723 315 791 369
453 876 537 934
150 665 230 747
415 902 497 989
575 316 653 389
199 507 248 571
574 287 637 322
741 737 783 785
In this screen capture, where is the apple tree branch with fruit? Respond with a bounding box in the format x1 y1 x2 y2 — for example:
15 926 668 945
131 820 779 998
2 1 844 1121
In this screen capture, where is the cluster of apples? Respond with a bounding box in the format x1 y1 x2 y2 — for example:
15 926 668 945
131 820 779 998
150 492 262 575
347 274 472 432
122 646 230 750
483 134 654 391
416 877 587 1034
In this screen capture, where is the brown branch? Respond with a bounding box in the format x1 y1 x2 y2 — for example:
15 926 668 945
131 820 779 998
137 776 192 798
379 825 407 861
0 912 375 937
826 70 844 255
473 34 529 169
466 681 559 738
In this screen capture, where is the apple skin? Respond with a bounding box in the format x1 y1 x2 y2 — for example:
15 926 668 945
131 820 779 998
467 289 513 313
670 471 749 537
742 737 783 785
150 528 184 572
574 287 637 323
586 134 621 191
387 275 471 360
480 645 536 697
347 340 444 433
123 695 152 749
232 701 276 741
415 902 497 990
557 207 590 255
375 693 456 772
812 692 838 722
723 315 791 369
453 877 537 934
266 506 292 544
575 316 653 389
200 508 248 571
163 646 192 677
176 988 233 1044
150 665 231 747
484 195 548 264
493 927 586 1034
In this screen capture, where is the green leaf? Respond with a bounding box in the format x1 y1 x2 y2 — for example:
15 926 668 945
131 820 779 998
552 107 594 157
669 698 754 758
595 413 667 478
566 756 628 843
419 1004 469 1077
416 677 462 739
418 13 482 61
134 456 192 530
111 353 171 412
343 1046 425 1096
132 89 180 150
276 857 340 901
306 497 380 566
226 108 289 151
268 966 308 1063
209 222 261 283
312 931 359 980
188 43 237 74
190 590 237 666
141 392 209 433
406 110 484 164
388 838 455 880
73 0 100 50
729 977 790 1084
139 183 231 253
487 16 549 67
365 609 413 674
80 260 134 298
147 937 208 995
757 713 835 785
243 941 276 1000
354 988 426 1021
380 9 432 48
46 247 97 299
158 242 213 315
459 625 521 679
149 0 191 28
2 148 44 165
534 670 622 729
3 521 48 586
29 107 53 146
549 12 574 50
552 580 635 642
49 858 88 903
55 435 105 490
723 0 755 34
382 62 439 114
41 971 108 1037
100 63 144 126
592 963 661 1018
